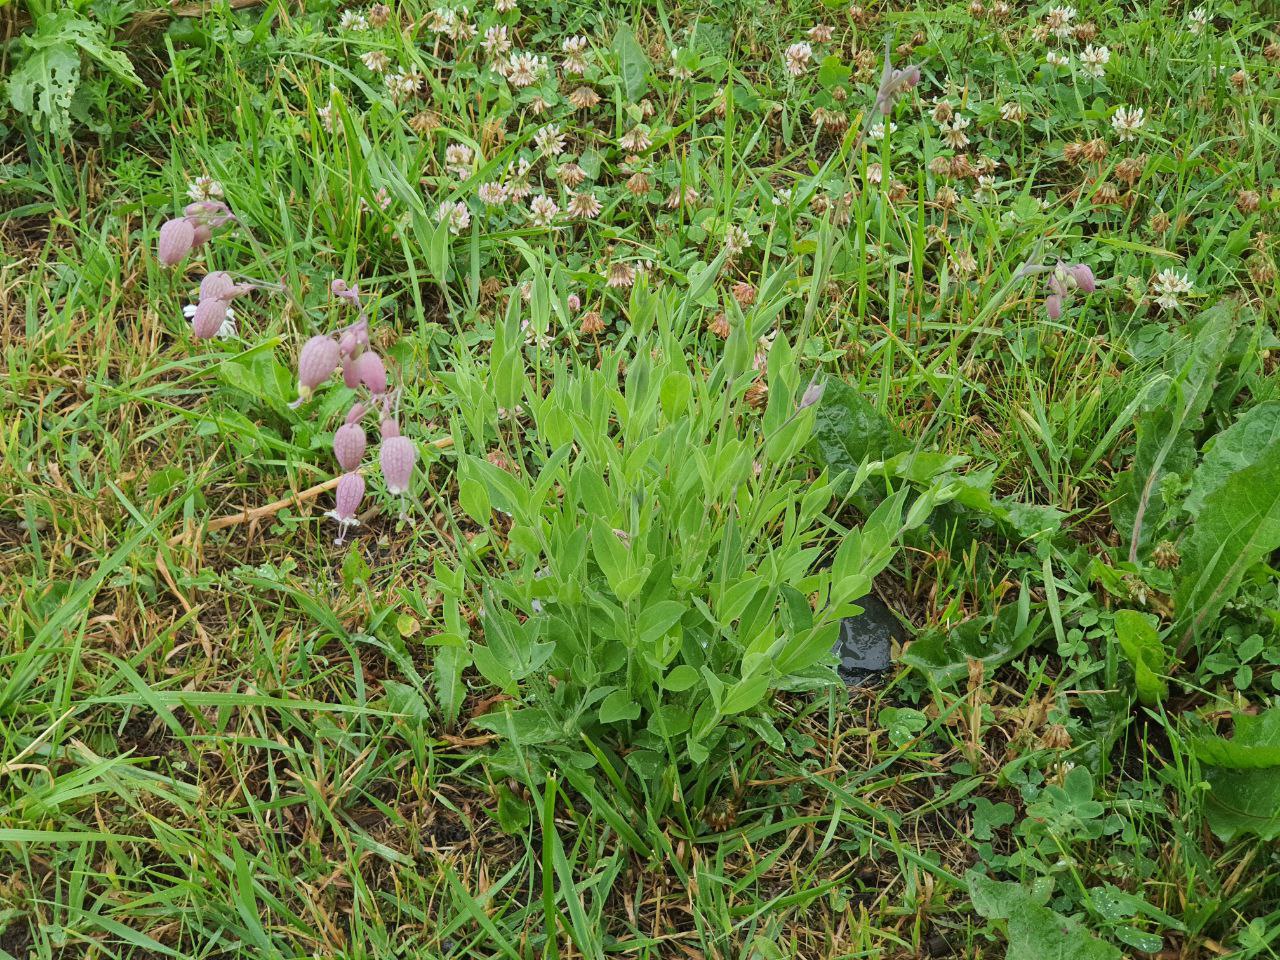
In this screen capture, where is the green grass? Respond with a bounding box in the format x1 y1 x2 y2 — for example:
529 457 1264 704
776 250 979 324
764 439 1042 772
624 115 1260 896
2 0 1280 956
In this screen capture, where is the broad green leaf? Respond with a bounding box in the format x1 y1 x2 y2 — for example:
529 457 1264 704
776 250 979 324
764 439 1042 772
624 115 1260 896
598 689 641 724
1110 304 1236 559
1174 440 1280 649
1184 400 1280 515
902 597 1043 687
968 872 1122 960
1196 709 1280 840
809 379 907 491
611 23 650 100
1112 609 1168 704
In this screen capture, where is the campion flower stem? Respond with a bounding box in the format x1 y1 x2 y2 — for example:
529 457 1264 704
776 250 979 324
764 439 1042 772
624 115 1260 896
164 436 454 547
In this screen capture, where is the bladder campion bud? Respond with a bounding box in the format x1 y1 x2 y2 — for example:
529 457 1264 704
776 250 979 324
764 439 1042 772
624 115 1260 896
333 423 367 472
158 218 195 266
326 472 365 544
380 436 416 495
192 298 229 339
200 272 236 300
292 335 341 406
353 350 388 395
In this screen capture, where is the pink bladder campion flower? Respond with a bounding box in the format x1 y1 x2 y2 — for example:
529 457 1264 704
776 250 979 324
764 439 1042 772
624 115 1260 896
353 350 388 395
200 271 236 300
380 435 416 495
333 422 367 471
1018 257 1099 319
380 417 400 439
158 218 195 266
326 472 365 544
292 335 341 405
191 298 230 339
1070 263 1096 293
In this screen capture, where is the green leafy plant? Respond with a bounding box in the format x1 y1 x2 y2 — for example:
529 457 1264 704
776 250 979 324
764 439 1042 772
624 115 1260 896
6 9 143 138
450 299 952 777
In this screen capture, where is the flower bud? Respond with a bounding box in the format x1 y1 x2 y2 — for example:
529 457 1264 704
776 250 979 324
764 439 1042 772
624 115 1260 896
1069 263 1096 293
345 402 367 425
345 319 370 352
158 218 195 266
326 471 365 544
292 335 341 405
380 418 400 439
200 271 236 301
1045 294 1063 320
353 350 388 395
799 379 825 410
192 298 229 338
342 356 361 390
333 422 367 471
380 436 416 494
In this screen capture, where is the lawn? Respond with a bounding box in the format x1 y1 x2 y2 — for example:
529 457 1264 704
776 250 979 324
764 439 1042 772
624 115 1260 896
2 0 1280 956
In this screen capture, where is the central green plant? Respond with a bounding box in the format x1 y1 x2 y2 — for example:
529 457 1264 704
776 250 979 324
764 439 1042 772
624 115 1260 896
437 290 946 777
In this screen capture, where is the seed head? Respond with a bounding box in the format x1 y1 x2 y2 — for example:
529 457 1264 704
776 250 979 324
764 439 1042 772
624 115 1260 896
158 218 195 266
380 436 416 494
333 422 368 471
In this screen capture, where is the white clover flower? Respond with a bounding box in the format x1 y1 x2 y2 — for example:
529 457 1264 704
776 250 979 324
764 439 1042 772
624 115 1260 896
1112 105 1146 141
1152 269 1193 310
361 50 390 73
562 35 590 74
1045 5 1076 39
478 181 509 205
1188 6 1209 35
339 10 369 31
527 194 558 226
939 115 970 149
187 176 224 202
385 69 421 100
1046 50 1070 68
867 120 897 141
494 0 517 11
1000 101 1025 123
534 124 567 157
483 25 512 59
784 41 813 76
619 126 651 152
445 143 474 177
506 52 544 87
1080 44 1109 78
436 200 471 234
724 224 750 258
566 191 602 219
